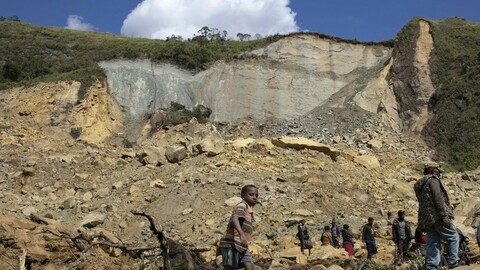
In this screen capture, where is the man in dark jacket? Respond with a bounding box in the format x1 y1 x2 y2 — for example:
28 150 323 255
362 217 377 259
392 210 412 263
414 162 459 270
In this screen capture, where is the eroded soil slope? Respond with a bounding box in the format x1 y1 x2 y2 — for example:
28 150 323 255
1 82 479 269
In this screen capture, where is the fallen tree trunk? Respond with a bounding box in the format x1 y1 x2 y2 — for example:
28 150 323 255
132 211 205 270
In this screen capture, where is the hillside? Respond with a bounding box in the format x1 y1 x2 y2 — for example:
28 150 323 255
1 18 479 170
393 17 480 171
0 18 480 269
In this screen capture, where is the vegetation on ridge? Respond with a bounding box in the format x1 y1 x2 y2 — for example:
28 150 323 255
0 20 392 90
0 21 282 89
426 18 480 171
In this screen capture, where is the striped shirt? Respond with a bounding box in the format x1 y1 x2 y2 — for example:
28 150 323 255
218 200 254 253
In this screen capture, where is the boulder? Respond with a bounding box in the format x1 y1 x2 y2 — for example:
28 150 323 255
80 212 106 228
195 136 225 156
224 197 242 207
230 138 256 149
271 136 341 160
138 146 168 166
165 144 188 163
353 155 381 169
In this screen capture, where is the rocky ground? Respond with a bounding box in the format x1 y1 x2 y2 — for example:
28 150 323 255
0 82 479 269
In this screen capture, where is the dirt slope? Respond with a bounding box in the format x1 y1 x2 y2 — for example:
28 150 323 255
1 81 479 269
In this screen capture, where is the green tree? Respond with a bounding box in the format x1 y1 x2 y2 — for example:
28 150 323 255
197 26 211 38
237 33 245 41
7 16 20 22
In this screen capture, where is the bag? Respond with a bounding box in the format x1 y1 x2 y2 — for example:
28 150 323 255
421 234 427 244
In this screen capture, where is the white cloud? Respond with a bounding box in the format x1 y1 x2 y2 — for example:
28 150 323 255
121 0 299 39
65 15 97 31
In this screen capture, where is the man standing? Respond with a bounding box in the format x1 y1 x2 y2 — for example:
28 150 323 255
392 210 412 264
414 162 459 269
362 217 377 259
331 219 341 248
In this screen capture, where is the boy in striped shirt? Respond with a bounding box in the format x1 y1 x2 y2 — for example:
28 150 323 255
219 185 258 270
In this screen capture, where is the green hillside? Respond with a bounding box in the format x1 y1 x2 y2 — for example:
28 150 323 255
426 18 480 171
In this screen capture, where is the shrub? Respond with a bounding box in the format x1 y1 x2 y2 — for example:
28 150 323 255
2 61 22 81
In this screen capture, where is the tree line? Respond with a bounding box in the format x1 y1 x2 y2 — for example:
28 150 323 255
0 16 20 22
167 26 262 42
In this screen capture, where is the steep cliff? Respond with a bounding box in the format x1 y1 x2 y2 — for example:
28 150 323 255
100 34 396 140
392 19 435 133
393 17 480 170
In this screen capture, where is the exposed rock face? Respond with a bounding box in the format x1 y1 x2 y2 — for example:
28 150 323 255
392 19 436 133
71 81 123 144
99 25 443 141
100 34 396 139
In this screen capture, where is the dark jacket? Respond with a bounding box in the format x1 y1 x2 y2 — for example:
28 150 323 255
392 219 412 242
341 228 353 244
297 225 310 240
362 223 375 241
414 174 454 230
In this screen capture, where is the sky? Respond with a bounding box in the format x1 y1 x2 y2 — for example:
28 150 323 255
1 0 480 42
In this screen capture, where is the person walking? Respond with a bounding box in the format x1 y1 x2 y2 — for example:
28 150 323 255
297 219 313 256
362 217 377 259
414 162 459 269
392 210 412 264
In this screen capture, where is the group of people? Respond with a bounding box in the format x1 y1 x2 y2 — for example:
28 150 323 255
216 161 478 270
296 218 354 257
298 215 398 261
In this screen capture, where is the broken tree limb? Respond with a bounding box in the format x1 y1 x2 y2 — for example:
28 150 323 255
27 213 204 269
132 211 204 270
132 210 172 270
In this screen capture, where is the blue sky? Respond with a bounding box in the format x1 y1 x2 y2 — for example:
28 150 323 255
1 0 479 42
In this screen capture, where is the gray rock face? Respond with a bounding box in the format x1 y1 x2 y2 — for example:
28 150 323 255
100 34 395 139
99 60 194 119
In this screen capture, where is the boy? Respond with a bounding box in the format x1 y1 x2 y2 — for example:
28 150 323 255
219 185 258 270
392 210 412 263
